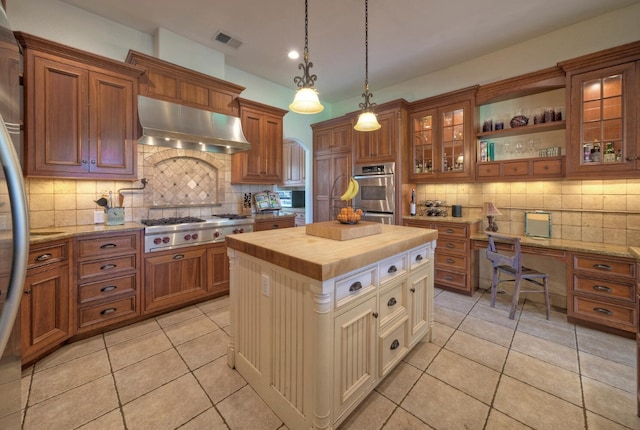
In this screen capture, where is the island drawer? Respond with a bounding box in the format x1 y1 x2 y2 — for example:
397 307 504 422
77 296 137 331
572 275 635 302
335 266 377 309
378 254 408 285
79 274 137 304
409 246 430 271
379 316 409 377
378 282 407 327
77 233 138 259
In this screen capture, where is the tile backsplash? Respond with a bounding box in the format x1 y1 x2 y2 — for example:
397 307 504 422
27 145 275 229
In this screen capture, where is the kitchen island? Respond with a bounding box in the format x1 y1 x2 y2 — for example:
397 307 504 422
226 223 437 429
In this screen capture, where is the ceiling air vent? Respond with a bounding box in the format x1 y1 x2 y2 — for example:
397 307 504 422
213 31 243 49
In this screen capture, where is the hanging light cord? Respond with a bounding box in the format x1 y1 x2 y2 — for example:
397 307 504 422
293 0 318 90
359 0 376 112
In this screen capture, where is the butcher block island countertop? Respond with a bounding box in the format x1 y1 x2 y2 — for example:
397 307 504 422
226 223 437 430
225 223 438 281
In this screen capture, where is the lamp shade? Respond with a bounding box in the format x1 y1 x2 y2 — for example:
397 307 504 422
481 202 502 217
354 111 381 131
289 88 324 114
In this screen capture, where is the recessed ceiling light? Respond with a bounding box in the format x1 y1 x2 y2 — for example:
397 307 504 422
288 50 299 60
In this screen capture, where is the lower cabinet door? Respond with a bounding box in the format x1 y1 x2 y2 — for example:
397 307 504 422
78 296 137 331
333 295 377 422
143 247 208 314
408 268 431 344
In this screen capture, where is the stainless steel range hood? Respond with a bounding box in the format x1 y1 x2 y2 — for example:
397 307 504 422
137 95 251 154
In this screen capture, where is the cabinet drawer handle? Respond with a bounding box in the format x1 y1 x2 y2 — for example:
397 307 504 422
35 253 52 262
272 224 280 229
415 254 423 262
100 243 117 249
387 297 397 307
410 287 416 293
387 265 397 274
592 263 612 271
100 285 117 293
349 281 362 292
446 258 455 264
100 264 116 270
372 312 378 318
445 275 454 281
445 228 455 234
24 289 31 295
543 165 549 170
173 254 185 260
445 243 455 249
593 307 613 316
592 285 612 293
100 308 116 315
390 339 400 350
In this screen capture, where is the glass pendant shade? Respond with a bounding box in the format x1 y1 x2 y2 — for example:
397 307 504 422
289 87 324 114
354 111 381 131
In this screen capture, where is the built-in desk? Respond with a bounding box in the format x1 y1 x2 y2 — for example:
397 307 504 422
472 233 639 338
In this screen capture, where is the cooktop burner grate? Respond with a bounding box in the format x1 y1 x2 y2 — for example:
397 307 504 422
140 216 205 226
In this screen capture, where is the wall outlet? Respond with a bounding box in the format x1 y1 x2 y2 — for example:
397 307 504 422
94 210 105 224
261 274 270 297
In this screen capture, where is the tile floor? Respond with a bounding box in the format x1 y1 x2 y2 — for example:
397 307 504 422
20 289 640 430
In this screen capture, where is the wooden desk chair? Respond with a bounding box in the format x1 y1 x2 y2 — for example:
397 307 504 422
485 232 550 320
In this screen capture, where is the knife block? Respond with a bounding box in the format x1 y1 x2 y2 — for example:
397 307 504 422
105 207 125 226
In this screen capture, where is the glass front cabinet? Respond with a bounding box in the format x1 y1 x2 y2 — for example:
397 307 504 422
409 88 476 182
561 43 640 178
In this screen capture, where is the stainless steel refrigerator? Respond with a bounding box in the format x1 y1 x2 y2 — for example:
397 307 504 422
0 3 30 429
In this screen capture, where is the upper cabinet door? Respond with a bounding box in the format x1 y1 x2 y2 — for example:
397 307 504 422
566 62 637 177
353 109 398 164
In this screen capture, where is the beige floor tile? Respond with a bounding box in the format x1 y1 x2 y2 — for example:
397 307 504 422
23 375 119 430
197 296 230 314
155 305 204 328
402 340 440 371
485 409 532 429
503 350 582 406
468 300 518 329
76 409 125 429
382 408 434 430
493 375 585 430
338 391 396 430
163 314 220 346
458 314 515 347
511 331 579 372
375 361 422 404
33 336 105 372
179 407 228 430
114 348 189 404
108 329 173 371
580 350 635 394
434 290 480 314
177 328 230 370
520 302 569 326
209 307 231 328
430 322 454 347
193 355 247 404
586 411 634 430
103 318 161 347
21 369 31 411
576 327 636 367
122 374 212 430
515 315 577 349
402 373 489 430
434 305 466 329
582 376 640 429
444 330 509 372
427 349 500 404
29 349 111 405
216 385 282 430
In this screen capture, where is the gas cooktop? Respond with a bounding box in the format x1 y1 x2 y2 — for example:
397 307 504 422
140 216 205 226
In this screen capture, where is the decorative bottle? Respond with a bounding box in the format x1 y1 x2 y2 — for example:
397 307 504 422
410 189 416 216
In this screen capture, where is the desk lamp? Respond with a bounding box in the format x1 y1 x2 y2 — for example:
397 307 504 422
481 202 502 232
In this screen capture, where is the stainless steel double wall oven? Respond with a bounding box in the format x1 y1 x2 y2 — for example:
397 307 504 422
352 162 395 224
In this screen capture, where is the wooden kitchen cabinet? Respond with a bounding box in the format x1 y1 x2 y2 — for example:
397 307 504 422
282 139 306 187
559 42 640 179
312 117 354 222
409 87 477 183
206 243 230 297
17 32 142 180
253 215 295 231
232 99 287 184
74 231 141 333
21 239 72 365
353 106 400 164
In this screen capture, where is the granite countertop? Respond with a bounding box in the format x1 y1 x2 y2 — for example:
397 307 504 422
29 222 143 245
403 215 483 224
628 247 640 260
471 231 636 259
227 223 438 281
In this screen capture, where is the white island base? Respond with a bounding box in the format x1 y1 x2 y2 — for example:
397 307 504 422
226 224 437 429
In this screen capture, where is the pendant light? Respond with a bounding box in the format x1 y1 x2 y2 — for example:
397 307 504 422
289 0 324 114
354 0 381 132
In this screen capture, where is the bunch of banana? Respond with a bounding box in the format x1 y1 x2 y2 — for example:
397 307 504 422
339 177 360 201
